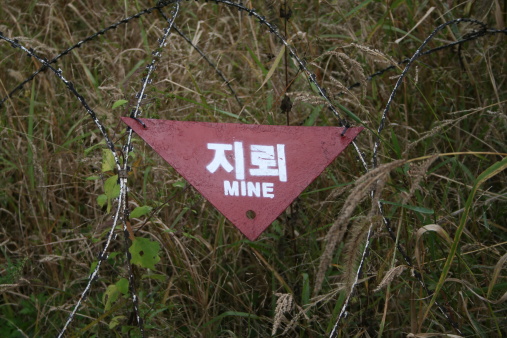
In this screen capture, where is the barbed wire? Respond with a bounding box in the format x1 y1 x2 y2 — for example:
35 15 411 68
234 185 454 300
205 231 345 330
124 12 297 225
371 18 490 169
0 1 179 109
334 28 506 97
331 20 506 338
1 0 505 336
167 17 244 107
0 32 128 337
62 2 181 336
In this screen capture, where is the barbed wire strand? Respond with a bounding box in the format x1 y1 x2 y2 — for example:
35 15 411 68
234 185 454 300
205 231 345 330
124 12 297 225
2 1 505 335
330 19 494 337
121 3 180 338
0 1 179 109
0 33 130 337
371 18 489 169
169 20 244 107
201 2 468 335
332 28 506 98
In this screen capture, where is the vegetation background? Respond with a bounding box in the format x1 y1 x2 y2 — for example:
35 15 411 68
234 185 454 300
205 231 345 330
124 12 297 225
0 0 506 336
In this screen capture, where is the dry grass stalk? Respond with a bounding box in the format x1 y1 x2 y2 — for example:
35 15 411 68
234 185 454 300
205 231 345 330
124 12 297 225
404 110 480 154
402 155 438 204
348 43 396 66
488 252 507 298
446 278 507 305
314 159 406 294
330 177 386 335
281 302 309 335
414 224 452 269
323 51 367 97
340 216 377 289
314 51 368 104
287 91 327 106
1 1 505 336
374 265 408 292
272 292 294 335
271 290 311 336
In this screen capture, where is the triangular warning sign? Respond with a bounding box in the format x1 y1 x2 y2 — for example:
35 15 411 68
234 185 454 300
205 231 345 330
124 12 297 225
122 118 362 240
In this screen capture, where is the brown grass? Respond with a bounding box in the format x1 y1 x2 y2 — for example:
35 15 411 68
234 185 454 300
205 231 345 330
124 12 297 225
0 0 506 336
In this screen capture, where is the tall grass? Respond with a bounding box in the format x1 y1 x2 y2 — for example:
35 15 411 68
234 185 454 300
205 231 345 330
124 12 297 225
0 0 506 336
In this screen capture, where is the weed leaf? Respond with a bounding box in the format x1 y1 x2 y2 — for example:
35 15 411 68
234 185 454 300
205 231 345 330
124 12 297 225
425 156 507 321
104 175 120 213
97 194 107 208
130 205 152 218
112 99 128 109
129 237 161 270
102 149 116 173
109 316 127 329
103 278 128 311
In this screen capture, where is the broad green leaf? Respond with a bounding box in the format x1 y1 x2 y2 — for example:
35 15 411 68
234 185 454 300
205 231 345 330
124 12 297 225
109 316 126 329
112 99 128 109
86 175 101 181
129 237 161 270
104 175 120 213
103 278 129 311
102 149 116 173
116 277 129 295
130 205 152 219
108 251 121 260
172 180 186 188
104 175 120 199
97 194 107 208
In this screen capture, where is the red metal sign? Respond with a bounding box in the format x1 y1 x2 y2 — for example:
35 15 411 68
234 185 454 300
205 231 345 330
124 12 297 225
122 118 362 240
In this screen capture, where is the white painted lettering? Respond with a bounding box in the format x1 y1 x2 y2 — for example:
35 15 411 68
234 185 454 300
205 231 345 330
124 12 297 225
234 142 245 180
247 181 261 197
224 180 276 198
249 144 287 182
207 143 233 173
240 180 247 196
224 180 239 196
276 144 287 182
262 182 274 198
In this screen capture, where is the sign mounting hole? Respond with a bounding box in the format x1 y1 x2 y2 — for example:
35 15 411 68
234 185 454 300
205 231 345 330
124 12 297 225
246 210 256 219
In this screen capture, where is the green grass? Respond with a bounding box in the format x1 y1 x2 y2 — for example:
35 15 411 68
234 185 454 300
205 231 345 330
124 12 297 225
0 0 506 336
